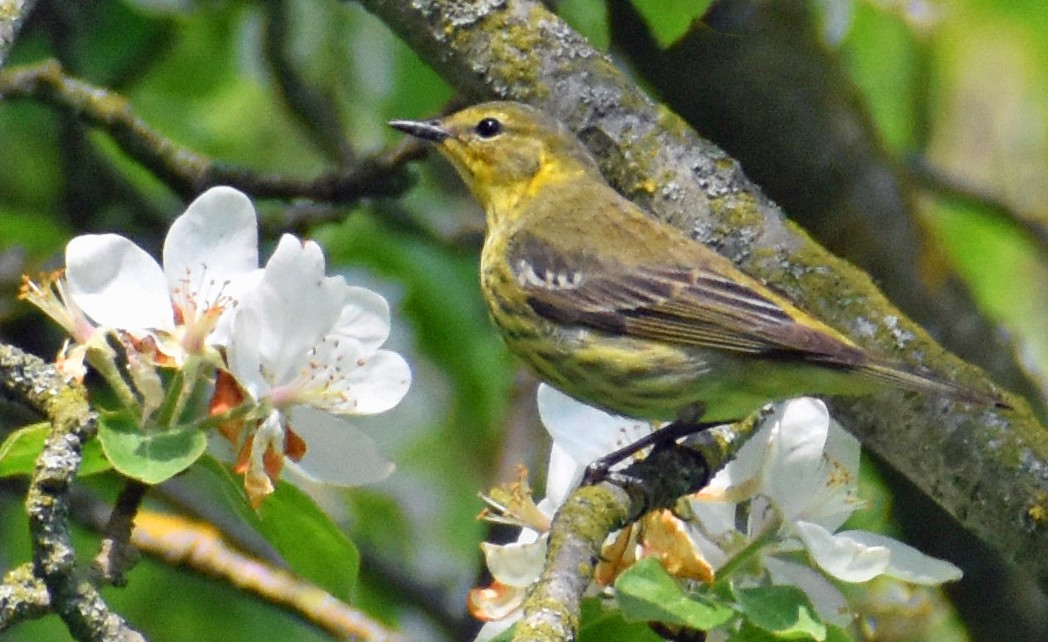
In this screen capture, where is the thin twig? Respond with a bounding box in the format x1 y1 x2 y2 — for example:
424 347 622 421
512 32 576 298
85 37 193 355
92 480 149 587
262 0 354 164
0 59 415 203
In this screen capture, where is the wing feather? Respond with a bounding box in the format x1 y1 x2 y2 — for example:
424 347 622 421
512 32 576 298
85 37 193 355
509 232 861 361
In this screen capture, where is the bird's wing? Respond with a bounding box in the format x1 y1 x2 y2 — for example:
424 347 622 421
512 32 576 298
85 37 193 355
508 232 862 360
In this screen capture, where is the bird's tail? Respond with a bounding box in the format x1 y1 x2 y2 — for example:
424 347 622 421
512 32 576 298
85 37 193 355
852 358 1010 409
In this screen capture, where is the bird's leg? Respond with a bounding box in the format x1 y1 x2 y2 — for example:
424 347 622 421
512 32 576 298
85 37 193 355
582 418 725 485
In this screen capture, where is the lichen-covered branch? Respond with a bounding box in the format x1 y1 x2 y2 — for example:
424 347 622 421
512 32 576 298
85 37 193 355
0 344 145 641
0 564 50 629
0 59 414 202
356 0 1048 592
513 418 760 642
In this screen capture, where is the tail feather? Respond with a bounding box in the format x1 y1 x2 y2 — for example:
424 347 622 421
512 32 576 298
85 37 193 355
853 358 1010 409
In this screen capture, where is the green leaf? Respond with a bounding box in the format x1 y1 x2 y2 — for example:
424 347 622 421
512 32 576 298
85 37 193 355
0 423 112 478
97 413 207 484
557 0 611 51
734 585 826 640
615 558 734 629
190 456 359 599
579 597 667 641
255 481 360 600
627 0 714 48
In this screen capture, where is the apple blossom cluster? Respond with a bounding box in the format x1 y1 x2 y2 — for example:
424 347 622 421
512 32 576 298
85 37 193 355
21 186 410 506
470 387 961 640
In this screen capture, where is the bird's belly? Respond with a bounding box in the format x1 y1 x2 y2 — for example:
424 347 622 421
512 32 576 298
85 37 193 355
524 332 715 419
495 313 861 423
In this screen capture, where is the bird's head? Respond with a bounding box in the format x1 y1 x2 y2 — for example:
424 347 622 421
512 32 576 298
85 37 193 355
390 102 600 220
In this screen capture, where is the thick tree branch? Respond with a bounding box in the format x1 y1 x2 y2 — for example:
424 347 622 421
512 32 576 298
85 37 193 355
0 59 414 203
0 344 145 641
357 0 1048 593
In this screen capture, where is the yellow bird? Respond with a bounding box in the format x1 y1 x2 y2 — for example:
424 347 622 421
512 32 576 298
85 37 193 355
391 102 1002 423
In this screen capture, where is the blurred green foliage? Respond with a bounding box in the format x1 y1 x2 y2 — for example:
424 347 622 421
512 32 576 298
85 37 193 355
1 0 1046 640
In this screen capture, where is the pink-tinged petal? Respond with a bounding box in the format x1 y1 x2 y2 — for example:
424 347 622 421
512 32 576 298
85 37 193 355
283 406 394 486
163 186 259 295
66 234 172 330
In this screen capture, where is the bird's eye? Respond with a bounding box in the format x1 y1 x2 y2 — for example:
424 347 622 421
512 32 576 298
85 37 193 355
474 117 503 139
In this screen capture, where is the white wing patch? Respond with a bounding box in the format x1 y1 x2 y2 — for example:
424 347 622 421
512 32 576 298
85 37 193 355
515 258 584 290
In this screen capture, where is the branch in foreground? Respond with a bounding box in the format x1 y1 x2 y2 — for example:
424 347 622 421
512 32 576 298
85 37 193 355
513 418 761 642
0 59 415 202
359 0 1048 593
87 506 407 642
0 344 145 641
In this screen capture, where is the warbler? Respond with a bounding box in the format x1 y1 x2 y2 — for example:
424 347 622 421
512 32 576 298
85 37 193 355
390 102 1001 422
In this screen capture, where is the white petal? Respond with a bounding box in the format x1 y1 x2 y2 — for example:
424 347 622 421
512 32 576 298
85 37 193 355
66 234 173 330
823 417 860 479
765 557 854 627
326 348 412 415
699 418 774 502
330 286 393 351
480 538 546 587
536 384 653 466
474 618 518 642
225 305 267 399
163 186 259 299
795 520 890 583
285 406 394 486
802 418 863 532
244 236 346 380
764 398 832 520
207 268 265 349
543 443 585 510
836 530 962 585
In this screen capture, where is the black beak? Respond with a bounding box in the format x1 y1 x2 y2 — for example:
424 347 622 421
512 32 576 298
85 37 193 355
388 118 451 142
